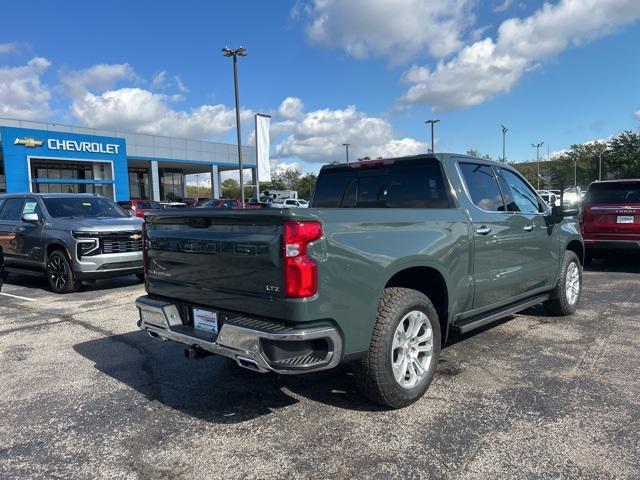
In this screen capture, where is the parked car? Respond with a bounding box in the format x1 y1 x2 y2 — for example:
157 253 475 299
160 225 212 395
117 199 162 218
537 190 560 207
283 199 309 208
200 198 241 209
159 201 188 209
579 179 640 265
0 193 144 293
563 186 583 208
136 153 583 408
200 198 264 209
182 197 211 207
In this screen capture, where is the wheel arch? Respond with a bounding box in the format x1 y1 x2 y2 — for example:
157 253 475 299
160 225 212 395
384 266 450 345
45 240 72 262
566 239 584 265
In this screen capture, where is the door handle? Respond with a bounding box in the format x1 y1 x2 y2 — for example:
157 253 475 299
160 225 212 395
523 225 533 232
475 226 492 235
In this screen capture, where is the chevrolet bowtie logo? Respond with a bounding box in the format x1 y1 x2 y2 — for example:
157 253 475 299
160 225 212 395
14 137 44 148
130 233 142 241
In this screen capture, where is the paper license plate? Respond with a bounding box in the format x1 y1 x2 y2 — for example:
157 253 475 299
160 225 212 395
617 215 634 224
193 308 219 334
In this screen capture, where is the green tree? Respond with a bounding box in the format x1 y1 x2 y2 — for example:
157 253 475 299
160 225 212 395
607 131 640 179
296 173 318 200
221 178 240 199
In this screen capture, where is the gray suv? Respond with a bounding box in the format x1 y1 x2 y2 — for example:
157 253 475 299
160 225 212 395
0 193 144 293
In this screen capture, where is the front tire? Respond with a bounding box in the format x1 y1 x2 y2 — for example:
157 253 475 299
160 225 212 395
355 288 441 409
543 250 582 316
46 250 81 294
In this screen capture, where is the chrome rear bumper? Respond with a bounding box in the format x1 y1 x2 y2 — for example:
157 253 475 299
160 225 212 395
135 295 342 374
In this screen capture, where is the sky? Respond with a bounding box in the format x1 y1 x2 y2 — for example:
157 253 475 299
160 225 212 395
1 0 640 174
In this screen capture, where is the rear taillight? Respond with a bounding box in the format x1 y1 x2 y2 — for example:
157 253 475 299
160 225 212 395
142 222 149 275
283 221 322 298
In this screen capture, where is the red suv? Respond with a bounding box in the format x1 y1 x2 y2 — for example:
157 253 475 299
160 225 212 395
117 199 162 218
580 179 640 264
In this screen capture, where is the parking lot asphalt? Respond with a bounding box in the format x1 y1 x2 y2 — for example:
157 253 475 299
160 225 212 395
1 256 639 480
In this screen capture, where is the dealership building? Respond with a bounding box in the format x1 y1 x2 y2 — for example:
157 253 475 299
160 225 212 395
0 117 257 201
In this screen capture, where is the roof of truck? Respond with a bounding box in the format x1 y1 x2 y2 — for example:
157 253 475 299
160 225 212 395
319 153 510 170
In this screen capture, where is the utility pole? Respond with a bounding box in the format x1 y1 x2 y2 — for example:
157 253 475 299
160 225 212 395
425 119 440 153
222 45 247 206
342 143 351 164
501 125 508 163
531 142 543 190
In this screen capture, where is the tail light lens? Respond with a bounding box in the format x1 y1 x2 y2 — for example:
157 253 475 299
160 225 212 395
142 222 149 275
284 221 322 298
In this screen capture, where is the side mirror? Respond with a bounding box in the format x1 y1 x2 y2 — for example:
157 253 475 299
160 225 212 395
22 212 40 223
549 205 578 224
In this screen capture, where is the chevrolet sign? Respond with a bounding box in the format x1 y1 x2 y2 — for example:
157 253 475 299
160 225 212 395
47 139 120 154
14 137 44 148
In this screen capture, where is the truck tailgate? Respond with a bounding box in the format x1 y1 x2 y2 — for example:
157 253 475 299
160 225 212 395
145 210 286 318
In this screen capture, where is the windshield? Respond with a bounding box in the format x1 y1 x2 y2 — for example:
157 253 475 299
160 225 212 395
584 182 640 204
43 196 128 218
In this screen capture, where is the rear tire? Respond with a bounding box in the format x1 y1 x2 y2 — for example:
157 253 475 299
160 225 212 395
135 273 145 282
46 250 81 294
543 250 582 316
354 288 441 409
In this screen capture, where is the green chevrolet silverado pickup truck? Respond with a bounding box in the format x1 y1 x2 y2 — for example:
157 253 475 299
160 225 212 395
136 153 583 408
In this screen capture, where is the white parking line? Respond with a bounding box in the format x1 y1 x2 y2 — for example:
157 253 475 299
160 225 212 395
0 292 36 302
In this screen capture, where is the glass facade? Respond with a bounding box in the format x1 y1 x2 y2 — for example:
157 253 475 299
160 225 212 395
0 150 5 194
128 166 151 199
29 158 115 200
159 169 184 201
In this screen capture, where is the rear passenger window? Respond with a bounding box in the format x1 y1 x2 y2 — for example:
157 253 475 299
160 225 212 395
459 163 506 212
0 198 25 221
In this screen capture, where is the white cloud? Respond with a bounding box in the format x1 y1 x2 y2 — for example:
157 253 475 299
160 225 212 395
61 63 250 139
151 70 189 93
150 70 168 90
298 0 475 62
71 87 253 139
61 63 138 97
0 42 21 54
0 57 52 120
494 0 513 13
273 98 427 162
278 97 304 119
401 0 640 110
634 109 640 120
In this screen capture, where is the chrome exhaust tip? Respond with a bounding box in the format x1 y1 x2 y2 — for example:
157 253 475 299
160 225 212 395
236 356 260 371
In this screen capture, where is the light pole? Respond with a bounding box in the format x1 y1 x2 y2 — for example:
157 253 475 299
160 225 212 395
425 119 440 153
597 144 606 181
342 143 351 164
531 142 543 190
222 45 247 206
501 125 508 163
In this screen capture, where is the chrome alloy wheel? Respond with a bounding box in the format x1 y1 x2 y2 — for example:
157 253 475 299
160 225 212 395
391 310 434 389
565 261 580 305
48 255 68 290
